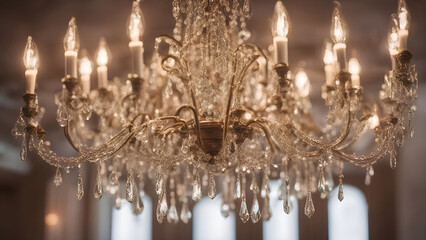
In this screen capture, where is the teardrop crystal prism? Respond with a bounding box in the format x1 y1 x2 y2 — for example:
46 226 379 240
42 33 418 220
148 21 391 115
76 167 84 200
250 195 261 223
53 167 62 187
156 193 168 223
126 172 136 203
239 199 250 223
94 164 103 199
283 197 291 214
208 174 217 199
180 201 192 224
155 173 163 195
167 203 179 224
192 172 202 202
338 183 344 202
132 193 144 215
304 192 315 218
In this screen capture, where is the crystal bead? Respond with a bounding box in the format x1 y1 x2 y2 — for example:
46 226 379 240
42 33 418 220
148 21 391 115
76 167 84 200
53 168 62 187
180 201 191 224
304 192 315 218
208 174 217 199
167 203 179 224
239 199 249 223
250 195 261 223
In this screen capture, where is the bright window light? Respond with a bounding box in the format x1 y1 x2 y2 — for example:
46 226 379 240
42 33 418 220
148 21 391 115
328 185 369 240
111 195 152 240
263 180 299 240
193 195 236 240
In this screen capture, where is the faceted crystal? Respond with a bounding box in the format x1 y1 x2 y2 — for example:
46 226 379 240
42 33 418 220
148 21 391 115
250 195 261 223
239 199 250 223
192 172 202 202
338 183 344 202
56 105 68 127
94 164 103 199
53 167 62 187
156 193 168 223
126 172 136 203
304 192 315 218
180 201 192 224
208 174 217 199
167 203 179 224
76 167 84 200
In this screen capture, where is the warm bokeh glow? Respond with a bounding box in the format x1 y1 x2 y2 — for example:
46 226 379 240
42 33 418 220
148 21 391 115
63 17 80 52
127 1 145 41
397 0 410 30
295 70 310 98
45 213 59 226
96 38 110 66
330 3 348 44
323 42 335 65
23 36 39 70
271 1 290 37
348 58 361 75
388 14 399 55
79 54 93 76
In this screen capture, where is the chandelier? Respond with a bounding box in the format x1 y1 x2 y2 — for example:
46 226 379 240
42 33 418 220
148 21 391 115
13 0 417 224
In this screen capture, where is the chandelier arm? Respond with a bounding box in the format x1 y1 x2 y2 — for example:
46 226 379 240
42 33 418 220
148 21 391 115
175 105 203 151
245 119 277 153
64 120 82 153
155 35 183 51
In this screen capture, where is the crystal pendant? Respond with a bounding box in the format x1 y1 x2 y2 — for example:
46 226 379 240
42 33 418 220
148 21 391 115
126 171 136 203
180 201 191 224
338 183 344 202
250 195 261 223
53 167 62 187
304 192 315 218
131 192 144 215
235 173 241 199
192 172 201 202
283 197 291 214
94 164 103 199
318 166 326 193
156 192 168 223
155 172 163 195
56 105 68 127
262 196 271 220
20 134 28 161
260 171 270 198
390 148 397 169
239 199 250 223
167 203 179 224
208 174 217 199
76 167 84 200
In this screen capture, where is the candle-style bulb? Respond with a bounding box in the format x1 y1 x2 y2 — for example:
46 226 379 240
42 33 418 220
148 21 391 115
388 14 399 56
96 38 110 66
127 1 145 42
295 70 310 98
323 42 335 65
23 36 39 70
63 17 80 52
330 2 348 44
397 0 410 31
271 1 290 38
79 50 92 76
348 58 361 76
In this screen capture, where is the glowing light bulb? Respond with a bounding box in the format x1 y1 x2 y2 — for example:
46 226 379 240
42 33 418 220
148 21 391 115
330 2 348 44
295 70 310 98
23 36 39 70
398 0 410 31
63 17 80 52
368 113 380 130
45 213 59 227
271 1 290 38
323 42 335 65
79 54 92 76
127 1 145 42
388 14 399 56
348 58 360 76
96 38 110 66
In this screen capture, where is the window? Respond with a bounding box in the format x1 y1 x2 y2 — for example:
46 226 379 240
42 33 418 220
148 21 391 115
111 195 152 240
328 185 368 240
263 180 299 240
193 195 236 240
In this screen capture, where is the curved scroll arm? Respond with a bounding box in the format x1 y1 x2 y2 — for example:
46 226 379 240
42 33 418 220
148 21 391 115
175 105 203 151
245 119 277 153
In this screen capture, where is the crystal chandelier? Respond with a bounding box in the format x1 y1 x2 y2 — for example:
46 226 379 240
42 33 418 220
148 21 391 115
13 0 417 224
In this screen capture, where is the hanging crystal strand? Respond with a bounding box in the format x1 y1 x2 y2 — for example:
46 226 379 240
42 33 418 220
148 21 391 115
390 146 397 169
250 172 261 223
20 132 28 161
260 167 270 199
192 167 202 202
338 162 344 202
318 161 327 198
180 198 192 224
156 183 168 223
94 162 103 200
155 166 163 195
167 176 179 224
242 0 252 18
283 159 291 214
53 167 62 187
126 170 136 203
221 174 231 218
364 164 374 186
76 165 84 200
304 191 315 218
239 173 249 223
208 174 217 199
235 171 242 199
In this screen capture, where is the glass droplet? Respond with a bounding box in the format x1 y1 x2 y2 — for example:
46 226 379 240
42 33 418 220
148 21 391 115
94 163 103 199
76 167 84 200
304 192 315 218
167 203 179 224
192 171 201 202
208 174 217 199
126 171 136 203
338 183 344 202
132 193 144 215
180 201 191 224
156 193 168 223
53 167 62 187
239 199 249 223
